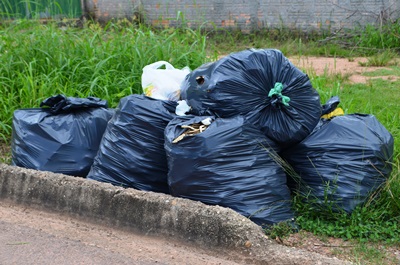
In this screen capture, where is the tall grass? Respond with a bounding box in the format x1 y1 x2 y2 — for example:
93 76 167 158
0 0 81 19
357 23 400 52
0 19 214 140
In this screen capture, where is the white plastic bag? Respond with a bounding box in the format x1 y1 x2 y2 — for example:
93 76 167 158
141 61 191 101
175 100 191 116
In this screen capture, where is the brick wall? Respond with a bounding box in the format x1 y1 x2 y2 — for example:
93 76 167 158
84 0 400 31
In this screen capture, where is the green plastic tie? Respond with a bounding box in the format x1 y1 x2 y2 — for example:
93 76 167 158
268 82 290 106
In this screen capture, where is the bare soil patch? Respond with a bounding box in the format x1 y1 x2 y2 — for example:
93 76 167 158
279 231 400 265
289 56 399 83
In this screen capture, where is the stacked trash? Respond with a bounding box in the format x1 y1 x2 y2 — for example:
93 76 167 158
180 49 322 147
174 49 393 218
11 48 394 228
161 48 327 226
84 48 321 227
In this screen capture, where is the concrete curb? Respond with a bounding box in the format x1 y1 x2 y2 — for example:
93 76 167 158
0 163 350 265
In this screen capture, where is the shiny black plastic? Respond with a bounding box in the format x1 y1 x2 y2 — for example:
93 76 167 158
281 114 394 213
164 115 294 226
87 94 177 194
11 96 113 177
180 49 321 147
40 94 108 114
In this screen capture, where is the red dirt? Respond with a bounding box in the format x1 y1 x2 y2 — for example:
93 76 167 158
289 56 399 83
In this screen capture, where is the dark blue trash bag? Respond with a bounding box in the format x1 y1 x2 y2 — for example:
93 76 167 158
11 95 113 177
180 48 321 147
39 94 109 113
281 114 394 213
87 94 177 194
164 115 294 226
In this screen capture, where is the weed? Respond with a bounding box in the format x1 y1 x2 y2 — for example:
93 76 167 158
264 220 298 240
358 50 398 67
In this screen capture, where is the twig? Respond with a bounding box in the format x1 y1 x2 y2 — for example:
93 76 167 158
172 123 209 143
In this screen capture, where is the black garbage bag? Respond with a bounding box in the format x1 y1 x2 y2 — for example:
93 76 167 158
180 48 321 147
321 96 341 116
40 94 108 113
11 95 114 177
87 94 177 194
281 114 394 213
164 115 294 226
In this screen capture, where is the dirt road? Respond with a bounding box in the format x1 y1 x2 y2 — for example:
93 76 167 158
0 201 241 265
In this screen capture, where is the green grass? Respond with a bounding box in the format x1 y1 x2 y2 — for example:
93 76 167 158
0 18 399 264
362 66 400 77
351 244 399 265
356 24 400 52
0 0 81 19
358 50 399 67
209 20 400 58
0 19 215 140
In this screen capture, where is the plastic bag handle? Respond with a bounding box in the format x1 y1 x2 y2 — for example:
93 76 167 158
143 61 175 70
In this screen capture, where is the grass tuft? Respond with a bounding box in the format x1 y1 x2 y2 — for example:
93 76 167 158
358 50 398 67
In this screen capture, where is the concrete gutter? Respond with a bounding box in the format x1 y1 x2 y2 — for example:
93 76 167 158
0 163 351 265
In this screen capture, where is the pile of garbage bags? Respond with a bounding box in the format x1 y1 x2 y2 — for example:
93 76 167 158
180 49 322 147
11 49 394 228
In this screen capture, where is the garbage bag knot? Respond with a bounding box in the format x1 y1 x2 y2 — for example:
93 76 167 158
268 82 290 106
